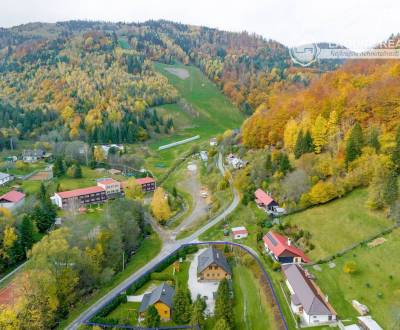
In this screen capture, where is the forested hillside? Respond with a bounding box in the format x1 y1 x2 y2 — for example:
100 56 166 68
234 58 400 216
0 20 314 144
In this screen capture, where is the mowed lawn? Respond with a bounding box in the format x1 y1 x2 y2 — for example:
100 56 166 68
233 264 280 330
307 228 400 329
284 189 393 260
153 62 244 142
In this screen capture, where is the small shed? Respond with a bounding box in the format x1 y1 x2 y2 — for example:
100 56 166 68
232 226 248 240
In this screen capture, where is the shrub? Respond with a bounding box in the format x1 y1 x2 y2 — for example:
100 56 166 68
272 262 281 271
343 261 357 274
150 272 174 281
95 294 127 317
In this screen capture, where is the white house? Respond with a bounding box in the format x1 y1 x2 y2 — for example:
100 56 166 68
210 138 218 147
282 264 337 326
231 226 248 239
0 191 25 209
99 144 124 157
200 151 208 162
0 172 13 186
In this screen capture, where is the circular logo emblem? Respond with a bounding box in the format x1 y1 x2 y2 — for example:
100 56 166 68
289 43 320 67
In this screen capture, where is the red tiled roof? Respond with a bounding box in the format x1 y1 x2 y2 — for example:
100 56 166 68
232 227 248 235
0 190 25 203
255 189 275 206
56 186 105 199
263 231 311 263
98 178 119 185
135 177 156 185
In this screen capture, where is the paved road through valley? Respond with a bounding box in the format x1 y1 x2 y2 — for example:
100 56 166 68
65 152 240 329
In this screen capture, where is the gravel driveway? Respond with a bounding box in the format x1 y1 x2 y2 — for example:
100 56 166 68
188 248 219 316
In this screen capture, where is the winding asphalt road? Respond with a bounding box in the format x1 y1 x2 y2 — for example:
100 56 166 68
65 153 240 330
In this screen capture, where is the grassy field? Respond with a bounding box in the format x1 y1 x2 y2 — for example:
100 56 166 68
140 62 244 177
307 228 400 329
232 264 281 330
153 63 244 144
199 203 266 244
283 189 393 260
58 233 162 329
56 167 125 191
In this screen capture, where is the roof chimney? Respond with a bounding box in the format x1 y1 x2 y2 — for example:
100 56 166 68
287 238 292 246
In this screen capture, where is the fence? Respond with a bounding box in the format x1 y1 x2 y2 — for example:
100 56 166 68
311 224 398 265
85 322 197 329
83 241 289 330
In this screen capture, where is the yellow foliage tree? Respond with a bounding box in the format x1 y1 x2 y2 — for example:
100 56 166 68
284 119 299 152
94 147 105 162
124 178 144 201
312 115 328 154
0 207 12 220
0 306 20 330
308 180 342 205
150 187 171 224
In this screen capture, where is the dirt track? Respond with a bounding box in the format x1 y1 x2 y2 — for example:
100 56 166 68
164 67 190 80
172 162 208 235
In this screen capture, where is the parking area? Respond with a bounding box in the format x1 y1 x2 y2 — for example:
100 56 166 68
188 248 219 316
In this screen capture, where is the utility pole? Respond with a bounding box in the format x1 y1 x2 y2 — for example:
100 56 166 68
122 251 125 271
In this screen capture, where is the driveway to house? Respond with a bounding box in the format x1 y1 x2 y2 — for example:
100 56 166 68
187 248 219 316
171 161 209 237
65 153 241 330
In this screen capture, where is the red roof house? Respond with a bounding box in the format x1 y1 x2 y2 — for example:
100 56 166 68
135 177 156 192
52 186 107 209
0 190 25 209
232 226 248 239
255 189 278 208
56 186 105 199
263 231 310 264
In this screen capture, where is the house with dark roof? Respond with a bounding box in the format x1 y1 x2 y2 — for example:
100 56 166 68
139 283 175 321
22 149 46 163
263 231 310 264
0 190 25 209
197 247 231 281
283 264 336 326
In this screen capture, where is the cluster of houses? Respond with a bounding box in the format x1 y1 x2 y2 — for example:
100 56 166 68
138 247 231 322
51 176 156 210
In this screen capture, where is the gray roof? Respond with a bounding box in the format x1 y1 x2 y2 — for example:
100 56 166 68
139 283 175 313
283 264 334 316
197 247 231 275
22 149 45 157
0 172 11 180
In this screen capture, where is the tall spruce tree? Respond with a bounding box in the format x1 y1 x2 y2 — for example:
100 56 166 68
383 169 398 207
19 215 35 254
214 279 233 327
303 130 314 153
190 296 206 329
143 305 160 328
294 129 304 159
392 126 400 173
172 284 192 324
345 122 363 166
